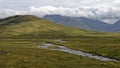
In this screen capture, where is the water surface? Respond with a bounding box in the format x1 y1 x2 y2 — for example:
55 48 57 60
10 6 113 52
38 43 118 62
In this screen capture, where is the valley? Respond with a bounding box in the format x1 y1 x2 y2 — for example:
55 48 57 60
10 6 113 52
0 15 120 68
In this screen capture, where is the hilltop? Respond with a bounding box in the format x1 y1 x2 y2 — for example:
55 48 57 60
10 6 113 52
0 15 119 38
0 15 88 38
0 15 120 68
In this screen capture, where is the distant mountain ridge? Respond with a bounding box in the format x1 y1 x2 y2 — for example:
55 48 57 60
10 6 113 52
111 20 120 31
43 14 120 32
0 15 93 38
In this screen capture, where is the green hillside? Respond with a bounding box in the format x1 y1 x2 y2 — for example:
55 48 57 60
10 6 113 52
0 15 119 38
0 15 120 68
0 15 87 38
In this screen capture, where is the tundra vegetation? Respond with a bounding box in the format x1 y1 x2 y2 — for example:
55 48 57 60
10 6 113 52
0 15 120 68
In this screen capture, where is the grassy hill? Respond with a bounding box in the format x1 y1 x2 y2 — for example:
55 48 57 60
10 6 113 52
0 15 120 38
0 15 120 68
0 15 88 38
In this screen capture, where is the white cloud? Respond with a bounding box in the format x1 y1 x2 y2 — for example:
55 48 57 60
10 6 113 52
0 9 27 18
0 6 120 22
0 6 120 24
0 0 120 23
0 0 120 8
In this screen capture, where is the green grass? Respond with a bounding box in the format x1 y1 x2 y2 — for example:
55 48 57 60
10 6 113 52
0 15 120 68
48 45 60 49
48 36 120 60
0 39 120 68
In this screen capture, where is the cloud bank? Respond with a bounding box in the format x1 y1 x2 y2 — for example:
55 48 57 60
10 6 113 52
0 6 120 24
1 0 120 23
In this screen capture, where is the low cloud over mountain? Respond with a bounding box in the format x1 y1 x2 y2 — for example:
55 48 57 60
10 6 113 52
0 6 120 24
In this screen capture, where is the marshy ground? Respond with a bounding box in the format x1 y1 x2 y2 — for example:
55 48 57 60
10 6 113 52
0 37 120 68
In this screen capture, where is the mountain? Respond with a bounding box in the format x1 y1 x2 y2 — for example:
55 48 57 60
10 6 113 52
0 15 41 25
111 20 120 31
0 15 119 39
0 15 92 38
44 15 90 29
43 15 116 32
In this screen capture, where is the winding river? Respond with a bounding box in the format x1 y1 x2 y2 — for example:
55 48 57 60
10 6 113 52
38 43 119 62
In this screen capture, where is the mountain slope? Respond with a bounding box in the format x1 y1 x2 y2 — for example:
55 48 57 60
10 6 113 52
43 15 113 32
0 15 89 38
0 15 41 25
111 20 120 31
44 15 90 29
0 15 119 38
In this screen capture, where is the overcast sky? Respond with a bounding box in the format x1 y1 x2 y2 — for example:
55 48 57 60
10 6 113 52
0 0 120 23
0 0 120 9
